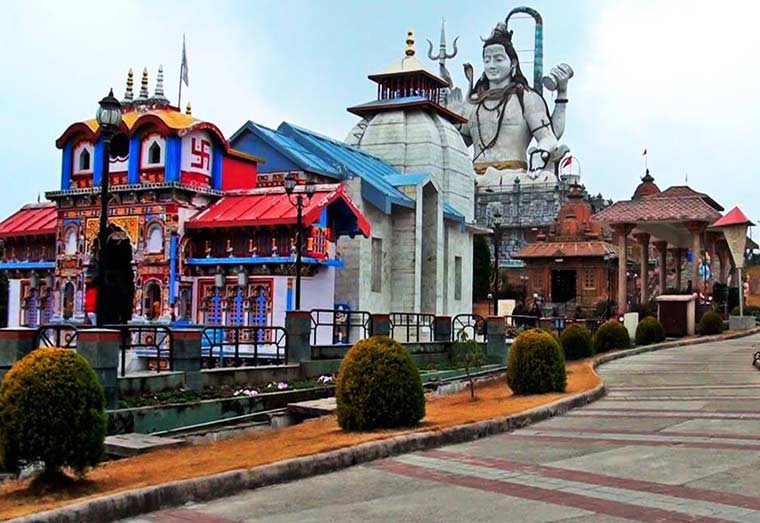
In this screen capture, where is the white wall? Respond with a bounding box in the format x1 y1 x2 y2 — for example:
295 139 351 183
7 279 21 327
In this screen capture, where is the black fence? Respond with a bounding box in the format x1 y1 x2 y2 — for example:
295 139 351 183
110 324 174 377
35 323 79 349
201 325 288 368
310 309 372 345
389 312 435 343
452 314 486 342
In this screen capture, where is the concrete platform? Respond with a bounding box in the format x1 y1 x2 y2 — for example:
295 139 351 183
287 397 337 417
105 433 187 458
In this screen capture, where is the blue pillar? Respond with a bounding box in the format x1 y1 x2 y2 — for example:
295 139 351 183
93 139 105 186
211 146 223 190
127 135 140 184
165 136 181 182
169 234 178 304
60 142 73 190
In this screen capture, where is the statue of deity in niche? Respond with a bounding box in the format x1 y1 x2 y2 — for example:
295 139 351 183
449 22 573 187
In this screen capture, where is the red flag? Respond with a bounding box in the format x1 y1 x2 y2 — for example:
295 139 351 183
561 156 573 169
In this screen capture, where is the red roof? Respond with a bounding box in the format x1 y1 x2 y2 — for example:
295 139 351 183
0 203 57 239
187 184 370 236
514 241 619 259
712 206 755 227
594 196 721 224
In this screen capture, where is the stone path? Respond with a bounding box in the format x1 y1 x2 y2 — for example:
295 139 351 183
119 334 760 523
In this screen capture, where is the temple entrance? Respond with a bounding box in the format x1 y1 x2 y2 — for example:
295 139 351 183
551 269 577 303
143 281 162 320
62 282 75 319
95 224 135 325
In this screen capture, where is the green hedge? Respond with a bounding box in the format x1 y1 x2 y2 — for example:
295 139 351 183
699 311 724 335
560 324 594 360
336 336 424 431
507 329 566 394
593 320 631 353
0 348 106 476
635 316 665 345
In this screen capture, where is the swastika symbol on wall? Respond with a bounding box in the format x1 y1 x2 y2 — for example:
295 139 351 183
190 138 211 171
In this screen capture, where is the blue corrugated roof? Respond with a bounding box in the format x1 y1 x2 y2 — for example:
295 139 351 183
278 123 415 214
443 203 465 224
385 173 429 187
230 121 341 179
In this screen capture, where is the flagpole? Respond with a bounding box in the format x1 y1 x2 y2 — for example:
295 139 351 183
178 35 184 109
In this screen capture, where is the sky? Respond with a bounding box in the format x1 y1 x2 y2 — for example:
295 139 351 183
0 0 758 232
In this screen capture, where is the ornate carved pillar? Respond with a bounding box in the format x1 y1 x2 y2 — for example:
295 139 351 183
653 240 668 296
611 224 635 314
687 222 707 292
634 232 650 304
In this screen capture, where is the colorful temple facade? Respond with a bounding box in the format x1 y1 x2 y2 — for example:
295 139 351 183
0 69 370 331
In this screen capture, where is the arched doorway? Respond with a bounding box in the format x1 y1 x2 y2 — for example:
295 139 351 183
62 281 75 320
95 223 135 325
143 280 162 320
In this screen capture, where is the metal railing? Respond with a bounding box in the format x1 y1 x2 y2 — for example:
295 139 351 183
452 314 486 342
389 312 435 343
109 324 174 377
35 323 79 349
310 309 372 346
201 325 288 368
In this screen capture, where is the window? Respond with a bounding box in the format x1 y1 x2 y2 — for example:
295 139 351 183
64 228 77 255
371 238 382 292
148 141 162 164
79 149 90 171
146 223 164 254
454 256 462 300
583 268 596 290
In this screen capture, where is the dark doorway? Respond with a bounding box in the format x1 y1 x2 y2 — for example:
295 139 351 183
97 224 135 325
551 269 577 303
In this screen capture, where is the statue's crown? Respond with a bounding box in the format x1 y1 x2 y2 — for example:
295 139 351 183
482 22 513 48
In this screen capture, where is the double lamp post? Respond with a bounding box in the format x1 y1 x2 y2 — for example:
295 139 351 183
283 172 315 311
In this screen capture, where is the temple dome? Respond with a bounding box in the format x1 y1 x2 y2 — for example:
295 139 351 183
632 170 660 200
346 109 474 221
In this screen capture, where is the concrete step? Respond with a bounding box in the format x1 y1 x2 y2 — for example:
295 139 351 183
105 433 187 458
287 397 337 417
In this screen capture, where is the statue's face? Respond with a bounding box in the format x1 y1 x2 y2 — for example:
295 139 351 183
483 44 512 85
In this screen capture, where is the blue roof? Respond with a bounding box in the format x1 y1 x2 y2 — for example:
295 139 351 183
348 95 429 110
229 121 341 179
385 173 429 187
443 203 465 224
278 123 415 214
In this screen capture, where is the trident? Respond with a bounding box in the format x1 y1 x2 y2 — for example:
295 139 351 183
427 18 458 85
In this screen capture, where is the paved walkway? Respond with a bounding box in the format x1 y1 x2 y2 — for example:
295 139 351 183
120 334 760 523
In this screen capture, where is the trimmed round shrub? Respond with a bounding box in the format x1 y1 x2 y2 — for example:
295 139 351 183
560 324 594 360
593 320 631 353
635 316 666 346
700 311 724 335
336 336 424 431
0 348 106 476
507 329 566 395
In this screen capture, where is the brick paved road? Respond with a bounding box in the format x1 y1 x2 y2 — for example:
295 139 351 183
120 334 760 523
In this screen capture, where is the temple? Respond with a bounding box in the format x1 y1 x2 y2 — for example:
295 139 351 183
0 68 370 329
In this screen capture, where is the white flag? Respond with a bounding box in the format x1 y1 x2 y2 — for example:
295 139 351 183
181 34 189 87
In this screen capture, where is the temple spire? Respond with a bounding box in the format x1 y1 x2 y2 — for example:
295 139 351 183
154 64 167 99
123 68 134 101
139 67 149 99
405 31 415 57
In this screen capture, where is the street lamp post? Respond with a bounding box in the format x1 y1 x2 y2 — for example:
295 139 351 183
283 173 316 310
94 89 122 327
491 211 502 316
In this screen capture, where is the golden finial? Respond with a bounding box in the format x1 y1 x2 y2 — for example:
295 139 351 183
139 67 149 99
405 30 415 56
124 68 134 101
185 101 192 115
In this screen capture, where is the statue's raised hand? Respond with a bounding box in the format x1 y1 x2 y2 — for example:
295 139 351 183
543 64 574 94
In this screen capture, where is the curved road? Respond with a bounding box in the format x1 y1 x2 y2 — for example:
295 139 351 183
122 334 760 523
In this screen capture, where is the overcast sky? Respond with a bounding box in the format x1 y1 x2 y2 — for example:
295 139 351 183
0 0 757 233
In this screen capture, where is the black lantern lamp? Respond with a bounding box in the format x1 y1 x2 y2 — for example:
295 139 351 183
283 173 316 310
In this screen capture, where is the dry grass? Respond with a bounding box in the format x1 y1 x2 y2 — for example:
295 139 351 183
0 360 599 521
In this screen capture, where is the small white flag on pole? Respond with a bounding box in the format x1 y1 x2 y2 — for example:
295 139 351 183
181 34 189 87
